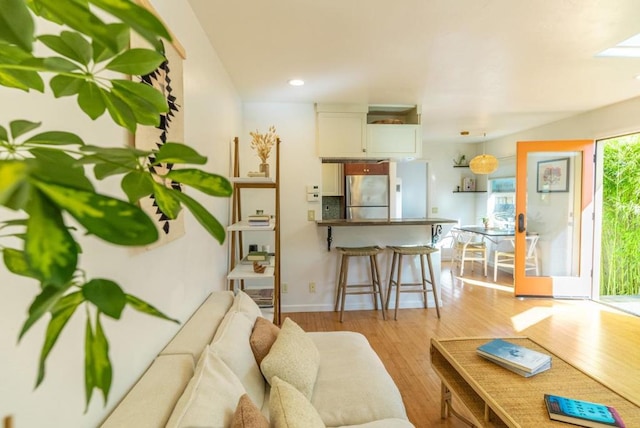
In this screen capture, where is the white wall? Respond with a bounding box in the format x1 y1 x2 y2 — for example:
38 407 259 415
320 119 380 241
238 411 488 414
0 1 241 426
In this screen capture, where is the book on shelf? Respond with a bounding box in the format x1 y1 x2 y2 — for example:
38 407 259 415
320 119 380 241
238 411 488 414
544 394 626 427
247 215 270 226
246 251 269 261
244 288 274 308
476 339 551 376
241 254 272 265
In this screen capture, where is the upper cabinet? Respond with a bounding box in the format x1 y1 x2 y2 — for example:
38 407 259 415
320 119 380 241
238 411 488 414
316 104 422 159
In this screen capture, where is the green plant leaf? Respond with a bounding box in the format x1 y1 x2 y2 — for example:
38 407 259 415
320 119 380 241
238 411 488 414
25 190 78 287
19 283 71 341
50 74 85 97
121 170 153 203
0 125 7 141
78 81 106 119
166 169 233 197
84 312 112 407
89 0 171 50
23 131 85 146
154 143 207 165
33 0 119 53
79 145 149 161
10 120 41 139
92 23 129 63
171 189 226 244
0 43 44 91
83 279 126 320
151 181 181 220
125 294 179 324
0 160 28 206
28 148 94 191
94 162 131 180
38 31 92 66
103 90 137 132
111 79 168 125
3 247 42 281
40 56 82 72
36 291 84 387
0 0 34 51
106 48 164 75
31 179 159 246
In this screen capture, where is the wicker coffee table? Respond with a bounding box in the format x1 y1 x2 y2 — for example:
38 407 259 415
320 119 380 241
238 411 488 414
430 337 640 427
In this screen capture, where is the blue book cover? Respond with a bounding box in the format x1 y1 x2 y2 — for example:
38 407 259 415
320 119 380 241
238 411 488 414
544 394 626 427
476 339 551 372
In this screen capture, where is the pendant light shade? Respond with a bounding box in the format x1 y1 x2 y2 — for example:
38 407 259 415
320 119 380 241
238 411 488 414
469 154 499 174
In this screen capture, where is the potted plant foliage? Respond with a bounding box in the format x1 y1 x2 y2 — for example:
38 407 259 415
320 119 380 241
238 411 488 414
0 0 231 407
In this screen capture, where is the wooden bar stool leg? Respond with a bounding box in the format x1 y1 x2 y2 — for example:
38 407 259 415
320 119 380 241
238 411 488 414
339 255 350 322
335 253 346 312
419 254 428 309
427 252 441 319
368 255 378 310
372 253 386 320
394 253 403 321
385 251 398 311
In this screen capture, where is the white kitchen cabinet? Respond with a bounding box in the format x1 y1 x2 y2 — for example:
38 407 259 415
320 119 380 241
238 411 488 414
316 112 367 158
322 163 344 196
366 124 422 158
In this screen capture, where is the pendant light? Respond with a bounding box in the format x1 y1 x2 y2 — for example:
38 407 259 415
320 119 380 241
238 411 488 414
469 134 498 174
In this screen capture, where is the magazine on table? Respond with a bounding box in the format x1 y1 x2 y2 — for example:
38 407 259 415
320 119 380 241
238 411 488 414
476 339 551 374
544 394 626 427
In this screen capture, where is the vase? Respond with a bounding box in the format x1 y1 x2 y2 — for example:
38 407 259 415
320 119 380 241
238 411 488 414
259 162 269 177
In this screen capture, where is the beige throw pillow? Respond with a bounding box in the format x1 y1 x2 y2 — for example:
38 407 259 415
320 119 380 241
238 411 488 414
269 376 325 428
260 318 320 399
250 316 280 365
231 393 269 428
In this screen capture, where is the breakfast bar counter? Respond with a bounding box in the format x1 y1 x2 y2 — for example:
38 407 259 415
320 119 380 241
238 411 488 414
316 217 457 250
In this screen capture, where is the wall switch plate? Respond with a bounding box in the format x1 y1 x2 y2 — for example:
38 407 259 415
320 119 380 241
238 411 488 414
307 210 315 221
309 282 316 293
282 283 288 293
432 206 439 214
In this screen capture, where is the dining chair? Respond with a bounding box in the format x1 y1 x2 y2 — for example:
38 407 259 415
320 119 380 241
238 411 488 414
493 235 540 282
452 228 488 276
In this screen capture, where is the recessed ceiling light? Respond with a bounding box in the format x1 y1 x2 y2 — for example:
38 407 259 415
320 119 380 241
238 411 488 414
288 79 304 86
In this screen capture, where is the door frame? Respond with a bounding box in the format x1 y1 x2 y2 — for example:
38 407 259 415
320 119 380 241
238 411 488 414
515 140 594 297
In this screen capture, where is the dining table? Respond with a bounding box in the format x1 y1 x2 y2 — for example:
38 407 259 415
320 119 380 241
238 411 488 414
455 225 516 243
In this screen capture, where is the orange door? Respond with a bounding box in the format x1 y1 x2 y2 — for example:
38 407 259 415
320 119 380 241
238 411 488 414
514 140 594 297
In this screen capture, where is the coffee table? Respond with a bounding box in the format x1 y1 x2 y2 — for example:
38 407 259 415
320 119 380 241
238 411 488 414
430 337 640 427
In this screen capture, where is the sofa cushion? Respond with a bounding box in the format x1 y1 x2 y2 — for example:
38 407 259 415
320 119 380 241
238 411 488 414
101 354 193 428
160 291 235 363
232 394 269 428
211 310 267 409
269 376 325 428
165 346 246 428
250 316 280 365
260 318 320 399
308 332 408 427
232 290 264 323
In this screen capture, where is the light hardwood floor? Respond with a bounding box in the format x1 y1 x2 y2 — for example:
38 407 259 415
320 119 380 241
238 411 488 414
285 262 640 427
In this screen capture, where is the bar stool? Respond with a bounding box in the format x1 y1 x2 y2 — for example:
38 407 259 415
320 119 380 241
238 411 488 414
385 245 441 321
334 246 386 322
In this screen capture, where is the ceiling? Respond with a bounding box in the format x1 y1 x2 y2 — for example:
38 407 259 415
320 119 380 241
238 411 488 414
187 0 640 144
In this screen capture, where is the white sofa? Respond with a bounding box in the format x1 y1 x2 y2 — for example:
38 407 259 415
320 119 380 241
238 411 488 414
100 290 414 428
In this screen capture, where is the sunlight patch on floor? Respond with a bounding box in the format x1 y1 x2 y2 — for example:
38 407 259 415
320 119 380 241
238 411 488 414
510 306 557 331
456 276 515 293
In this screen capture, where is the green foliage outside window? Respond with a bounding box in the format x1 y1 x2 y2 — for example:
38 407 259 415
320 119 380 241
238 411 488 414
0 0 232 409
601 135 640 296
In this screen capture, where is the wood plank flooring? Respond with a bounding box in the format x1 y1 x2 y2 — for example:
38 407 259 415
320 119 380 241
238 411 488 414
285 262 640 427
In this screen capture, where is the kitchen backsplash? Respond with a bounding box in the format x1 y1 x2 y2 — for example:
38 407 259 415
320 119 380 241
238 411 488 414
322 196 342 219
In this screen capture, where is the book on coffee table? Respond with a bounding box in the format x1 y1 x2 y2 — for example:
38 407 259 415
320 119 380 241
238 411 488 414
477 338 551 376
544 394 626 427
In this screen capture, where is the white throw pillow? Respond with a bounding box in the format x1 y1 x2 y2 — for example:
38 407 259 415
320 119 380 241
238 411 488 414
211 310 267 409
232 290 263 323
260 318 320 399
269 376 325 428
166 346 246 428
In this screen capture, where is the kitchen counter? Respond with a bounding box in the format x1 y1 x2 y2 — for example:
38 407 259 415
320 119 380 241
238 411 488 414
316 217 457 250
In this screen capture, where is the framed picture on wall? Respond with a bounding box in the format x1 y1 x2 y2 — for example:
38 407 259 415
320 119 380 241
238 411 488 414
537 158 569 192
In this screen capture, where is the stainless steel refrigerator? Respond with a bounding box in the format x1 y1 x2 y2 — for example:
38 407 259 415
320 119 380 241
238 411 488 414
345 175 389 220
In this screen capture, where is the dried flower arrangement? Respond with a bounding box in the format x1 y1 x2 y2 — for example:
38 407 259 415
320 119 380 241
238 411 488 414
249 125 279 163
